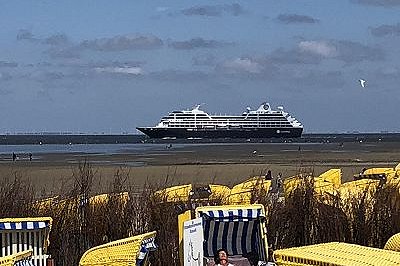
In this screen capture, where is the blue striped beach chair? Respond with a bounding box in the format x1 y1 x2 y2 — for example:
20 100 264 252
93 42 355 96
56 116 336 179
183 204 269 265
0 218 52 266
0 249 35 266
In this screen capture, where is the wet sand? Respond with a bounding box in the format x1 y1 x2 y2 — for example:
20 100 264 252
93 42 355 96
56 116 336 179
1 141 399 196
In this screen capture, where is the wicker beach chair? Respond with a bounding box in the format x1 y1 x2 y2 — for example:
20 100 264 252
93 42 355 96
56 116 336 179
0 250 34 266
384 232 400 252
274 242 400 266
0 217 52 266
228 176 271 205
284 169 341 197
194 204 269 264
154 184 230 203
79 231 157 266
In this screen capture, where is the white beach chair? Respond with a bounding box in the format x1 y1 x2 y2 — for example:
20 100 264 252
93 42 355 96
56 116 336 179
0 217 52 266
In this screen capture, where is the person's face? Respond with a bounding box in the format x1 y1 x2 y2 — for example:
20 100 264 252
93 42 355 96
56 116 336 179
218 250 228 264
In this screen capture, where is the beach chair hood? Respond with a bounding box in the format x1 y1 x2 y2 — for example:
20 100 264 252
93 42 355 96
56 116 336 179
136 235 157 266
79 231 157 266
197 206 267 261
0 217 52 252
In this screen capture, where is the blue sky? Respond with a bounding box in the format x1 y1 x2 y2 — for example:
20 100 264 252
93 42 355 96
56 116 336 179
1 0 400 133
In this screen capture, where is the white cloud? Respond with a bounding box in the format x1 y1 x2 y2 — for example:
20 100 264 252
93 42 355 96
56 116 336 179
95 67 143 75
298 41 337 57
220 58 262 73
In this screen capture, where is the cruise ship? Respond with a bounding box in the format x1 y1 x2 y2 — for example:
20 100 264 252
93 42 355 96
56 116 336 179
137 103 303 139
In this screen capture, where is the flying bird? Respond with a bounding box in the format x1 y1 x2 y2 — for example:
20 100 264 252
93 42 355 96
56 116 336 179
359 79 366 88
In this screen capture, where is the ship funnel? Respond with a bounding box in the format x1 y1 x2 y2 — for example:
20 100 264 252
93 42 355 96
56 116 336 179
277 106 284 111
193 104 201 110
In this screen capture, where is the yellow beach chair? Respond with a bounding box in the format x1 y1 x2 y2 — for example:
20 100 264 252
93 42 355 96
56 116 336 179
353 162 400 183
228 176 271 205
154 184 230 203
0 250 34 266
178 204 269 265
0 217 52 266
284 169 341 197
274 242 400 266
79 231 157 266
384 232 400 252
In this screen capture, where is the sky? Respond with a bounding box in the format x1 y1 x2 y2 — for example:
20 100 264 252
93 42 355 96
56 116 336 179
1 0 400 134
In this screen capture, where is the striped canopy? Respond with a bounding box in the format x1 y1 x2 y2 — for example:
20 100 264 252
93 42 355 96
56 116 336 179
136 236 157 266
199 208 266 260
0 221 49 230
198 208 264 222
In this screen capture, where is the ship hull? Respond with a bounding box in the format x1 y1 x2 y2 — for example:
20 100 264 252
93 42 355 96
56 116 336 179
136 127 303 139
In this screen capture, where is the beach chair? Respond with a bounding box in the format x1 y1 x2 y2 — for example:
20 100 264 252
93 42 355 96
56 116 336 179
273 242 400 266
154 184 230 204
283 169 341 197
353 163 400 183
228 176 271 205
79 231 157 266
0 250 35 266
89 192 129 206
179 204 269 266
384 232 400 252
0 217 52 266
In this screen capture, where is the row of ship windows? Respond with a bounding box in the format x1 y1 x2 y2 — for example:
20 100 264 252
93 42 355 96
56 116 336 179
165 121 292 125
167 115 286 119
166 123 292 126
170 114 281 116
166 125 293 128
163 118 289 122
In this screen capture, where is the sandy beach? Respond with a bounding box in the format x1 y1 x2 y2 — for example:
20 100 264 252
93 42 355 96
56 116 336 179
1 141 400 196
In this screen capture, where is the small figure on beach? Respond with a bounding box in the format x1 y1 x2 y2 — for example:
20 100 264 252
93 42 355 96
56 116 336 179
355 167 367 180
378 174 387 188
12 152 16 161
270 172 283 193
360 167 367 175
29 153 32 161
277 172 283 189
265 170 272 180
